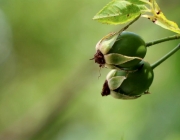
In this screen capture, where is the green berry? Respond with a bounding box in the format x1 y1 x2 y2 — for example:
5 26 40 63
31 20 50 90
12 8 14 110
102 61 154 99
93 31 146 70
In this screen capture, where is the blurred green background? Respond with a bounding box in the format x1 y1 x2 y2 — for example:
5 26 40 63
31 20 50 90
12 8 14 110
0 0 180 140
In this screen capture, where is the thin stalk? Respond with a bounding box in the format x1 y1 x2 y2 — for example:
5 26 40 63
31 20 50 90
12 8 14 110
151 43 180 69
117 14 141 34
146 34 180 47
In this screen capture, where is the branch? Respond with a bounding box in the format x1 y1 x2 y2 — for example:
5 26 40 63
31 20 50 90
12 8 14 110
151 43 180 69
146 34 180 47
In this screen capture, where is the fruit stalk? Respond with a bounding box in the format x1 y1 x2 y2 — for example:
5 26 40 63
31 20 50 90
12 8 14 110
117 14 141 33
146 34 180 47
151 43 180 69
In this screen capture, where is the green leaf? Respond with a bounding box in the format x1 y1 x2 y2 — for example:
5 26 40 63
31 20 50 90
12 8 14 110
126 0 146 5
142 0 180 34
148 14 180 34
104 53 142 65
93 0 141 25
135 5 148 11
125 0 149 11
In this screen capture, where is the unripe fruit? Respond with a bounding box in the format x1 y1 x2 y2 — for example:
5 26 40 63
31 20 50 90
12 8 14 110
93 31 147 70
102 61 154 99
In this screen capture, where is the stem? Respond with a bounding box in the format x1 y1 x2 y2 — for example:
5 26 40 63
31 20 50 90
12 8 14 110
117 14 141 33
146 34 180 47
151 43 180 69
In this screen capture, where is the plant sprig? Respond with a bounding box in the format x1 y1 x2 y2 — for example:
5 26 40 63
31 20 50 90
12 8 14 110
93 0 180 34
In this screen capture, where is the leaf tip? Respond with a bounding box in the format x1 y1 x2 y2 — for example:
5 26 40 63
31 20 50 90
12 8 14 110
92 15 98 20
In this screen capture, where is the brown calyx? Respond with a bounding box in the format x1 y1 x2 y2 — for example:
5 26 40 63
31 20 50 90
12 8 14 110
101 80 110 96
91 50 105 67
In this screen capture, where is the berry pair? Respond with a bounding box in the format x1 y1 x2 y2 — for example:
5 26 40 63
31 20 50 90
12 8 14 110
93 31 154 99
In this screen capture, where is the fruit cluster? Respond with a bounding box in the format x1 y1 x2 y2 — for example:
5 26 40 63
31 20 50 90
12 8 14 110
92 31 154 99
92 1 180 100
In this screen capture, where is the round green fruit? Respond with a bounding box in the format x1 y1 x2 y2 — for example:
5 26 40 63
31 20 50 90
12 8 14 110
94 31 146 70
108 31 146 68
102 61 154 99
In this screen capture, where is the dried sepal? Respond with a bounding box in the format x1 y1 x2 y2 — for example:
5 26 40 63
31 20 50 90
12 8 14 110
104 53 142 65
96 32 119 55
107 76 126 90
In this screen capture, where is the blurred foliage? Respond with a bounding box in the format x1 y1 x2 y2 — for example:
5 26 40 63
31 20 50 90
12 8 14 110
0 0 180 140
